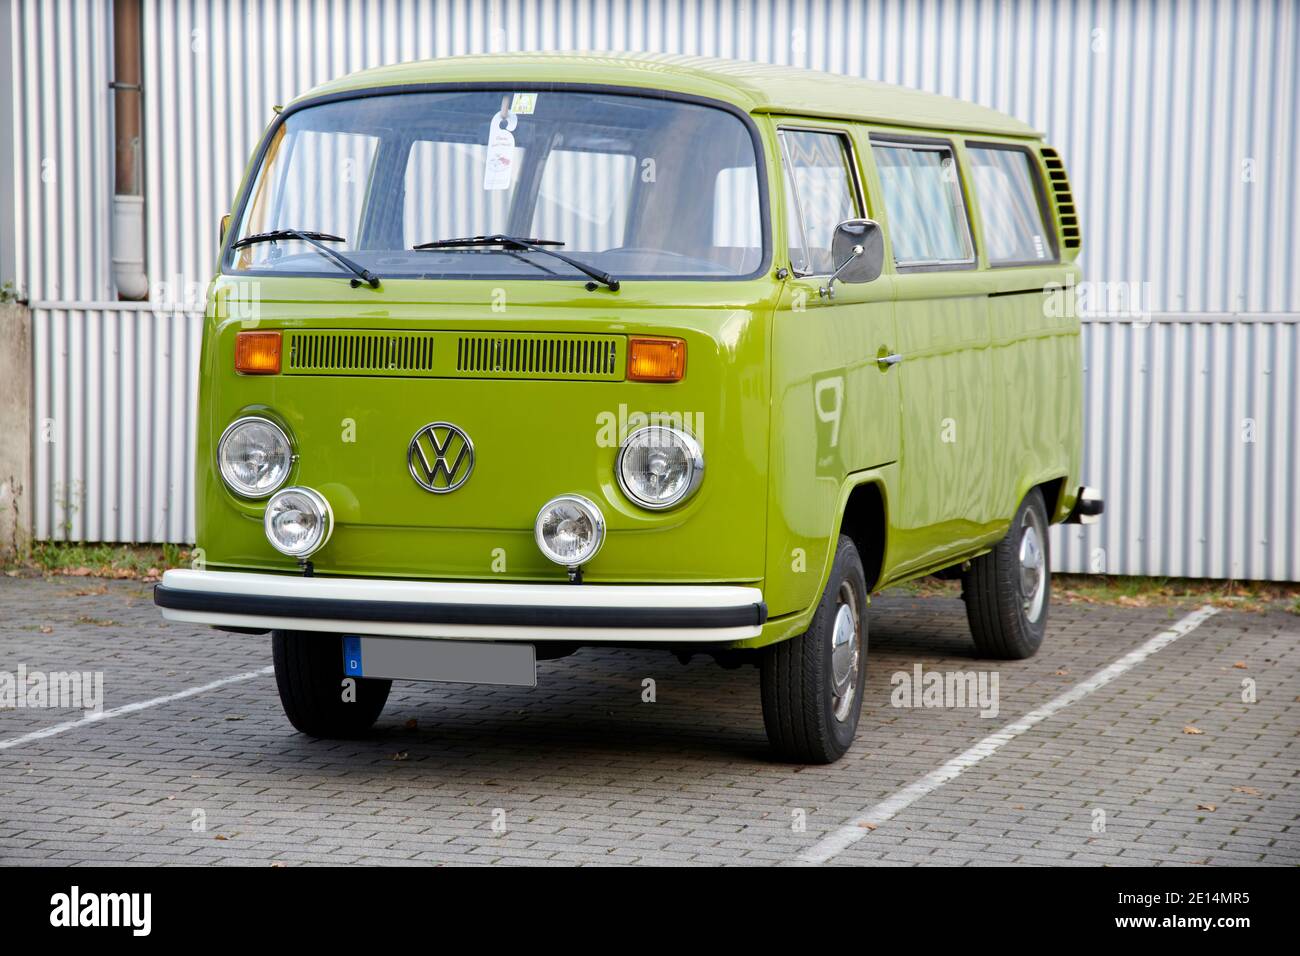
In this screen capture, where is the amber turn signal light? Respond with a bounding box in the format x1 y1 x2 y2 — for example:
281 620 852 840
628 337 686 382
234 331 281 374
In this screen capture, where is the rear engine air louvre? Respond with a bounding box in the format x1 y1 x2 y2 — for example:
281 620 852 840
1040 146 1081 250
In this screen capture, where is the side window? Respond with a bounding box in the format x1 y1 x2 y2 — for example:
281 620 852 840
530 149 635 251
872 141 974 267
967 145 1054 264
403 140 520 247
269 129 378 241
712 165 761 252
780 129 860 275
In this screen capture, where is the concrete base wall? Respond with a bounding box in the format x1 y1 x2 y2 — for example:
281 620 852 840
0 302 31 558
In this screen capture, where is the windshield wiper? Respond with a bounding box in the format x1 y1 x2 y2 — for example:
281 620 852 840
232 229 381 289
413 234 619 291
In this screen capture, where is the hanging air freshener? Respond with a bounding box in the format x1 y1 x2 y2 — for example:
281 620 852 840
483 97 519 191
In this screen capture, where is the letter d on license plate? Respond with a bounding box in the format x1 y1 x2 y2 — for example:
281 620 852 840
343 636 536 687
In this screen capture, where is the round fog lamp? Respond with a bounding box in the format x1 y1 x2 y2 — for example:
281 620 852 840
535 495 605 568
264 486 333 558
616 426 703 510
217 416 292 498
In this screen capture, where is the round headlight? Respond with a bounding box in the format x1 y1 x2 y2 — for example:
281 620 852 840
535 495 605 567
616 426 704 510
218 416 292 498
264 486 333 558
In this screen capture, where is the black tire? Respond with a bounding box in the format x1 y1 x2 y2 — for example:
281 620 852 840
961 489 1051 659
271 631 391 738
760 535 868 764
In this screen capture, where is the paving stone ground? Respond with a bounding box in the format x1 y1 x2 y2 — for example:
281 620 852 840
0 576 1296 866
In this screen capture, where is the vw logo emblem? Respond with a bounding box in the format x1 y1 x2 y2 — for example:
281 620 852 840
407 422 475 493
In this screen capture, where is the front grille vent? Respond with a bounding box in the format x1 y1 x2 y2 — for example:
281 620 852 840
454 333 623 380
280 329 626 381
284 330 439 376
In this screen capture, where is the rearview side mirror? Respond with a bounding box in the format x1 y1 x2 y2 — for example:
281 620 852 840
820 218 884 299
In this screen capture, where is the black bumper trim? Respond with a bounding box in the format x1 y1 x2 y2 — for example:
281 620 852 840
1064 488 1105 523
153 584 768 630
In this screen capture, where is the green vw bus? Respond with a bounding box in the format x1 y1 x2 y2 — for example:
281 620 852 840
155 53 1102 763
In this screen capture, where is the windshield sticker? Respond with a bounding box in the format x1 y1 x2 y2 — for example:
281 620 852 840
510 92 537 114
483 102 519 191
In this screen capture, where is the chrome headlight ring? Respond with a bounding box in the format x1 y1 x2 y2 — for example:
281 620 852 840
216 415 294 499
263 486 334 558
534 494 606 568
615 425 704 511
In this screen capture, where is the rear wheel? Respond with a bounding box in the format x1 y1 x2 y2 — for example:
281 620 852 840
272 631 391 738
760 535 867 764
961 489 1051 659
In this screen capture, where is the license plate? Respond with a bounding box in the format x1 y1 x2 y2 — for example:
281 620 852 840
343 636 536 688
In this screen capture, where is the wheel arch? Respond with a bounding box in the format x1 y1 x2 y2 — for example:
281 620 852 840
1018 472 1070 526
839 478 888 593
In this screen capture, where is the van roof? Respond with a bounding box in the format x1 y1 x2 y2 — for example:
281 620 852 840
297 52 1041 138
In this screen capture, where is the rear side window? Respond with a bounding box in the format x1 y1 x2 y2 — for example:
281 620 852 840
780 129 860 275
531 149 635 251
238 129 378 268
403 140 519 247
967 145 1054 264
713 165 761 251
872 141 974 267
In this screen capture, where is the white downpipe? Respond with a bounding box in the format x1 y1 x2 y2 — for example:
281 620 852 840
111 194 148 300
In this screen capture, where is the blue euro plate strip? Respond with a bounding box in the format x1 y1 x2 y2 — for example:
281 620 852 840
343 636 363 676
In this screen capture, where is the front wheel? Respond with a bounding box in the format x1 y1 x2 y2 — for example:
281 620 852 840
961 489 1051 659
760 535 867 764
272 631 391 738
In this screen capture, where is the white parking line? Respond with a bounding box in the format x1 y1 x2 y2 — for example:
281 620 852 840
796 605 1221 865
0 665 275 752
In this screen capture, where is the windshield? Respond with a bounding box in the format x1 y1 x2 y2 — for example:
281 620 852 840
225 89 767 281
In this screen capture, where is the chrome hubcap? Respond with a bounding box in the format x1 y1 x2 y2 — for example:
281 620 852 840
829 583 861 722
1018 520 1047 623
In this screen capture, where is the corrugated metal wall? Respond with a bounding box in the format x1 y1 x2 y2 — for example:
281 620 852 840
1060 314 1299 581
29 305 201 543
10 0 116 303
9 0 1299 580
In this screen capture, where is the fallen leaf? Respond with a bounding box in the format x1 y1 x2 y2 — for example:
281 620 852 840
223 715 245 721
1232 661 1248 669
1232 786 1261 796
1183 725 1204 735
404 718 418 730
1196 803 1216 812
38 625 53 634
214 834 229 841
1055 669 1070 676
270 861 287 868
1013 805 1025 810
858 822 877 830
392 751 409 761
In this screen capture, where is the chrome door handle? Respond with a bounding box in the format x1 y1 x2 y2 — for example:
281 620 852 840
877 353 903 367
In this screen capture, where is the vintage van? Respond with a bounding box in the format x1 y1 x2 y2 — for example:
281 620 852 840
154 53 1102 763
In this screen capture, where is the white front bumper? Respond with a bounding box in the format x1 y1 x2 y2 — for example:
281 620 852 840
154 569 766 643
